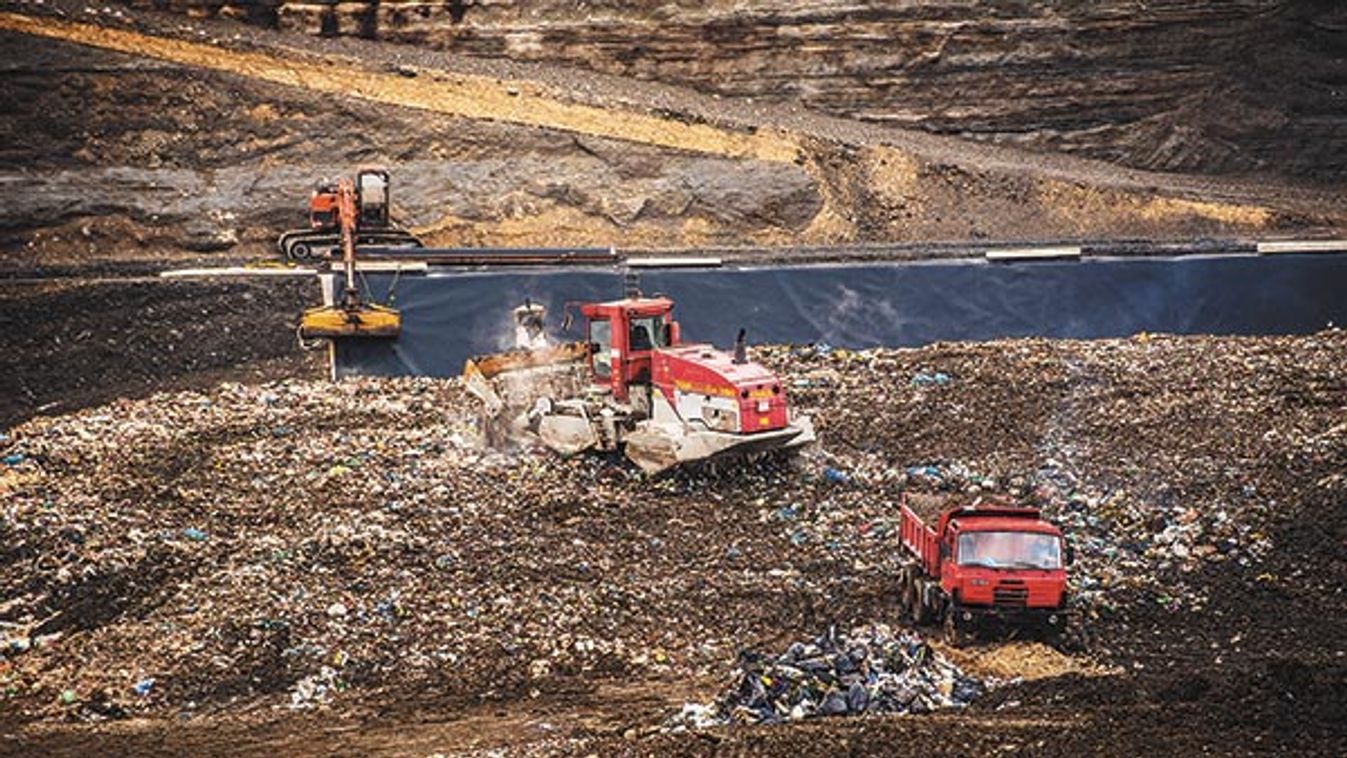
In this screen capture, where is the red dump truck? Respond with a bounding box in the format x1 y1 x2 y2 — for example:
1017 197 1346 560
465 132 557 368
897 493 1074 645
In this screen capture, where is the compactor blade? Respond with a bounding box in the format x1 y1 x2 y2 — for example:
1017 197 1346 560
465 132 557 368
463 359 505 416
461 343 589 413
462 343 591 448
624 418 813 475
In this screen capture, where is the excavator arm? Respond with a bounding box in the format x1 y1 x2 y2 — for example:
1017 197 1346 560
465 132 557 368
299 178 401 339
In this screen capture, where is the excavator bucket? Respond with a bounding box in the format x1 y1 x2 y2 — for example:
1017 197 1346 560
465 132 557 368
299 303 401 339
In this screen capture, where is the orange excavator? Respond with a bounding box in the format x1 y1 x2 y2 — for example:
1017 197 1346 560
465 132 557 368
296 175 400 339
277 167 421 261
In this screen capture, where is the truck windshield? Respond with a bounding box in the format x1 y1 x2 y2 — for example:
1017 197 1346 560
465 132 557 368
957 531 1062 570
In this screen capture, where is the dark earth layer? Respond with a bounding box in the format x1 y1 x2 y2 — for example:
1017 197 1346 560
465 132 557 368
0 278 320 429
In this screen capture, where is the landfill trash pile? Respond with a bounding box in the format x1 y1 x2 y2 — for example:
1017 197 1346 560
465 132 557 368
666 623 982 729
0 331 1343 727
752 331 1347 625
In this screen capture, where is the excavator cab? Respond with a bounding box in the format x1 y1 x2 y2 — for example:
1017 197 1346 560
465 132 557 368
355 168 392 229
303 170 387 234
308 180 339 229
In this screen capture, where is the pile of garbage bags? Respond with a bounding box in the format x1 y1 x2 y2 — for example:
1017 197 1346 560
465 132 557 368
669 624 981 729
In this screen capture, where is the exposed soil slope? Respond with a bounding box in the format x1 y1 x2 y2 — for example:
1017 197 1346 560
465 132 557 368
136 0 1347 183
1 2 1344 268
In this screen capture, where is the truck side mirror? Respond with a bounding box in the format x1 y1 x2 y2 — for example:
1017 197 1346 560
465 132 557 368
1065 541 1075 566
668 321 681 345
561 310 574 332
938 542 950 560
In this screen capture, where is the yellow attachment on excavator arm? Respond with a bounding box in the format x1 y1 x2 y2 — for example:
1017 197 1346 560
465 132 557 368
299 302 401 339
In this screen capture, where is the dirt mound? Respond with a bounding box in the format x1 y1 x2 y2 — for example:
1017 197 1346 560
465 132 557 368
939 641 1109 682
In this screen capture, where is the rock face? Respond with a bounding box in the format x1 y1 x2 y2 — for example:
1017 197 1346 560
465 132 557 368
134 1 1347 183
3 4 1341 262
0 29 820 260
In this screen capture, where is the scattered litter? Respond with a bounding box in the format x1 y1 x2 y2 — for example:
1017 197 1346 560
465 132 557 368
823 467 850 484
0 332 1340 723
909 371 952 386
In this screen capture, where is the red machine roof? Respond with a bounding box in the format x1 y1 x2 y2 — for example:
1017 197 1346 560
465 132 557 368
583 297 673 314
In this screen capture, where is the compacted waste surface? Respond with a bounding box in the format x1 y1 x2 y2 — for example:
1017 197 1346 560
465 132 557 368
2 331 1344 755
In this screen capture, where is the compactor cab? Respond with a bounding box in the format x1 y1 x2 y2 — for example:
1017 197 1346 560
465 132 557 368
579 298 682 400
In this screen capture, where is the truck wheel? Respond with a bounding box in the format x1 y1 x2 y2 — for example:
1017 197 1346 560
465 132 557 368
290 242 312 261
896 566 913 620
913 579 934 626
943 606 971 647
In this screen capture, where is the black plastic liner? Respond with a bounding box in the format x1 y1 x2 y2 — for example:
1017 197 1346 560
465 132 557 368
332 254 1347 377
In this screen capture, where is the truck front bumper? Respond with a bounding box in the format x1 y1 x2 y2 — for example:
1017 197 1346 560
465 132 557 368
954 605 1069 631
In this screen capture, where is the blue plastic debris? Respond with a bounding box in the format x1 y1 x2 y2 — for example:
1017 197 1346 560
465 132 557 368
823 467 850 484
910 371 952 387
905 465 943 480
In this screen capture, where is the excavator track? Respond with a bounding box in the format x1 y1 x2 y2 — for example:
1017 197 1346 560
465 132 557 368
279 229 422 261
